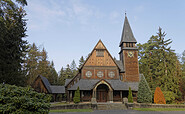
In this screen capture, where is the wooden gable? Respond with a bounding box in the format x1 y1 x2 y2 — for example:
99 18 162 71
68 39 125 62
80 40 120 80
84 40 117 67
32 76 49 93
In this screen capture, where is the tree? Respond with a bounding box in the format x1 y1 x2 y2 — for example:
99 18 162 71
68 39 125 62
64 64 73 79
138 27 182 100
48 61 58 85
24 43 40 85
78 56 85 68
182 50 185 77
137 74 152 103
154 87 166 104
180 76 185 100
58 67 65 85
73 86 80 104
37 48 51 80
128 87 133 103
70 60 77 77
0 0 28 86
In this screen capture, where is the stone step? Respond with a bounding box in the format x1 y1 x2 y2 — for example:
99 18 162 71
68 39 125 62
97 103 127 110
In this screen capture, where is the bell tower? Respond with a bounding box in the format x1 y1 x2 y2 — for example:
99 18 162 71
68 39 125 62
119 15 139 82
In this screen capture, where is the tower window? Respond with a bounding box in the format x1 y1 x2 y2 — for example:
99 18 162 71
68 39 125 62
126 43 129 47
96 50 104 57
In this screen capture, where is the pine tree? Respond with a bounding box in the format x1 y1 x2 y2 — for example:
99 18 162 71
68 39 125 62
182 50 185 77
64 64 73 79
138 27 182 100
25 43 40 85
128 87 133 103
137 75 152 103
0 0 28 86
37 48 51 80
58 67 65 85
70 60 77 77
73 87 80 104
48 61 58 85
78 56 85 68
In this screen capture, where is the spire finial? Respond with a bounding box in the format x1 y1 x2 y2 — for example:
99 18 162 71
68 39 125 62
125 10 127 17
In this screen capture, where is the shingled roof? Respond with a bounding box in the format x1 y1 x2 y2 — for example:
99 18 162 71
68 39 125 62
120 15 137 46
65 79 72 86
50 86 65 94
115 60 124 72
68 79 139 91
38 75 65 94
39 75 52 93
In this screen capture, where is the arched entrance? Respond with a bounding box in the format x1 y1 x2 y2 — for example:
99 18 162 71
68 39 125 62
92 80 113 103
96 84 109 102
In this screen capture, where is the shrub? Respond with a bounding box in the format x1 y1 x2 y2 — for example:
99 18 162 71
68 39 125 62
163 91 175 104
154 87 166 104
0 84 51 114
128 87 133 103
137 75 152 103
73 87 80 104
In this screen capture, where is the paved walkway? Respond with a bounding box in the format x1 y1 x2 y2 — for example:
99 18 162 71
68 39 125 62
50 109 185 114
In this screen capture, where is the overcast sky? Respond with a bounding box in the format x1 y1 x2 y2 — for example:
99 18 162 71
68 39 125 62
25 0 185 72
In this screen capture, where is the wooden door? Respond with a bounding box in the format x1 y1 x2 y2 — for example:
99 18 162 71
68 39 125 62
97 91 107 102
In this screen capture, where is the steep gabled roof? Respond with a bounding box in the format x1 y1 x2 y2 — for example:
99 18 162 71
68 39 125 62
79 40 120 70
120 15 137 46
39 75 52 93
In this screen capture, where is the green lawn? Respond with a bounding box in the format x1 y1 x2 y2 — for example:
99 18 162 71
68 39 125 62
134 108 185 111
50 109 93 113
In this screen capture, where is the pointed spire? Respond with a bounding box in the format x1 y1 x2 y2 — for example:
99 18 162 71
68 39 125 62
119 15 137 47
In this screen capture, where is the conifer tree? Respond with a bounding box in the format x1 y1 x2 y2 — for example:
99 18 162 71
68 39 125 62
0 0 28 86
58 67 65 85
78 56 85 68
182 50 185 77
137 75 152 103
73 87 80 104
25 43 40 85
138 27 182 100
64 64 73 79
37 48 51 80
48 61 58 85
70 60 77 77
128 87 133 103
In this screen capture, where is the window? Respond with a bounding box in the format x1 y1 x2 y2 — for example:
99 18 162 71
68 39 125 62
96 49 104 57
120 75 123 81
108 71 115 78
85 71 92 78
97 71 104 78
126 43 129 47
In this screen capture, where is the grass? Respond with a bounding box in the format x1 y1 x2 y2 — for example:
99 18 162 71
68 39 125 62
133 108 185 111
51 102 68 106
50 109 93 113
